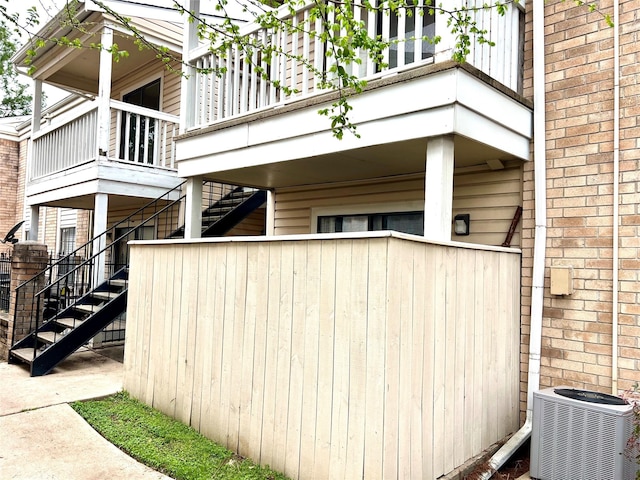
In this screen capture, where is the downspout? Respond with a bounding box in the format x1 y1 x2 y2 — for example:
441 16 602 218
477 0 547 477
611 0 620 396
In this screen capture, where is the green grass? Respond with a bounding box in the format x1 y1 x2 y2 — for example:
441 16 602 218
71 392 288 480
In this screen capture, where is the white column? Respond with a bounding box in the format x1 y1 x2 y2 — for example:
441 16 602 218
32 79 43 133
28 205 40 241
97 27 113 157
93 193 109 286
265 190 275 236
424 135 455 241
184 176 203 239
180 0 200 133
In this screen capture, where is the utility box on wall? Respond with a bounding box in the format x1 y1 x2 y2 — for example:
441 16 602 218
530 387 638 480
550 266 573 296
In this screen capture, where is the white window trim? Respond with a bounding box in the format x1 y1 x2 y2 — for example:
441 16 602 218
311 200 424 234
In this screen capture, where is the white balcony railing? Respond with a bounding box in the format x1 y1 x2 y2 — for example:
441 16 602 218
30 100 179 181
187 1 523 130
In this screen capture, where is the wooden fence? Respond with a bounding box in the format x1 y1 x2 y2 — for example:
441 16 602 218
124 232 521 479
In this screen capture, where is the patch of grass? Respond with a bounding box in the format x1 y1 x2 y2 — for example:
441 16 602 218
71 392 288 480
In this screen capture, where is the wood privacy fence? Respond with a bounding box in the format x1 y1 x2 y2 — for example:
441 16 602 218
124 232 521 479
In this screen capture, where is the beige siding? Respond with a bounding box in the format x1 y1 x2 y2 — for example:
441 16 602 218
226 208 266 236
274 164 523 247
125 235 521 480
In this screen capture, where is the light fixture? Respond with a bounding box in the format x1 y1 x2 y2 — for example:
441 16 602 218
453 214 470 236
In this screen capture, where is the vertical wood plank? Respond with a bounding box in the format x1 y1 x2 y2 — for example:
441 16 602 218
197 246 217 437
363 238 387 480
145 245 169 408
273 241 294 474
190 245 210 433
383 238 401 479
432 245 446 477
239 243 258 457
248 242 271 462
299 240 321 475
472 251 486 455
259 243 282 467
443 247 458 474
422 244 437 479
219 243 237 448
397 239 415 479
345 239 369 479
201 244 226 443
177 245 200 426
284 241 308 478
410 241 425 479
227 243 248 452
313 240 336 479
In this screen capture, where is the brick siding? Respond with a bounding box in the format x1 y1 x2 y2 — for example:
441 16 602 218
521 0 639 416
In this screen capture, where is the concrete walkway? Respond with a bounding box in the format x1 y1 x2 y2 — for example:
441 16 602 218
0 349 171 479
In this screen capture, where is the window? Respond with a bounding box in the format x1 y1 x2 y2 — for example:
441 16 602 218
119 79 161 163
318 211 424 235
59 227 76 255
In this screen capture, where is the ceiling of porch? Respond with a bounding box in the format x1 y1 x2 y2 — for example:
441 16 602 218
40 34 165 95
199 134 521 189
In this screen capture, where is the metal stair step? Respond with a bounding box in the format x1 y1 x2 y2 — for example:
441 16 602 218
11 348 36 363
75 304 102 314
109 279 127 287
92 291 119 300
56 317 83 329
37 331 60 344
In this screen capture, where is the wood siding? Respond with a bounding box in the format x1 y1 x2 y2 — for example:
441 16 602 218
124 234 521 479
274 165 523 247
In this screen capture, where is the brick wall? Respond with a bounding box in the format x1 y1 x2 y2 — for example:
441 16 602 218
521 0 638 416
0 138 20 254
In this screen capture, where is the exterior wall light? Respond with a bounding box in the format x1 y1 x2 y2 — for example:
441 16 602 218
453 214 470 236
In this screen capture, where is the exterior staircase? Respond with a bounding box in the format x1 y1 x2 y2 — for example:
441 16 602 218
9 269 128 376
169 186 266 238
9 182 266 376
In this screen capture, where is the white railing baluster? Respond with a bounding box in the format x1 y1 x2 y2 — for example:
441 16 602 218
414 0 424 64
259 30 268 108
397 5 406 67
124 113 131 162
279 27 287 102
233 45 241 115
313 15 323 90
367 0 377 76
250 34 259 110
134 115 142 163
291 13 299 98
270 30 278 104
302 9 310 94
159 122 166 167
241 46 249 113
225 48 233 118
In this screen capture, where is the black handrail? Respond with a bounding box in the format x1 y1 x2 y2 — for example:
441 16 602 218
9 180 251 352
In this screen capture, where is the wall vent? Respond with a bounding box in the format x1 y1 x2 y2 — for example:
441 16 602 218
530 386 638 480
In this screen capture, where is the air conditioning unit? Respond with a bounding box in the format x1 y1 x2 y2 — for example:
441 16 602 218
531 386 638 480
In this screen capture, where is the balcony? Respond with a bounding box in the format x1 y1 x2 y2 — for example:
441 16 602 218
27 100 182 209
176 0 531 189
184 0 524 130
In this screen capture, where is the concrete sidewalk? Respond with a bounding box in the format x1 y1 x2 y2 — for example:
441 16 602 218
0 349 171 479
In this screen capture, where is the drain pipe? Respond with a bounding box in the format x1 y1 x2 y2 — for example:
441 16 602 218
611 0 620 396
476 1 547 477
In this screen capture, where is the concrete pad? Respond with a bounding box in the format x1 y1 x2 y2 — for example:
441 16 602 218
0 403 170 479
0 349 123 416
